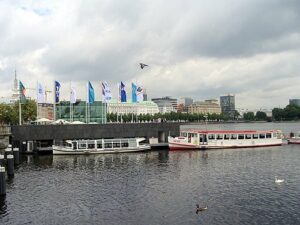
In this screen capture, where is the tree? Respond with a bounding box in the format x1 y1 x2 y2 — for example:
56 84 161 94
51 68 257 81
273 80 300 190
272 108 286 121
243 112 255 121
255 111 267 121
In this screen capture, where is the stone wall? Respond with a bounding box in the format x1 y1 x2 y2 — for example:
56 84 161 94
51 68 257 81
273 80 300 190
11 122 180 145
0 125 11 150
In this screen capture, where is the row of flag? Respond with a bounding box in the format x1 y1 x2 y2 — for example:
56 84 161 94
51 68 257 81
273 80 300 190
19 80 144 104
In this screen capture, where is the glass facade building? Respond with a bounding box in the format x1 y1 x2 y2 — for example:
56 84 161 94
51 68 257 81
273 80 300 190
220 94 235 119
289 99 300 107
56 101 107 124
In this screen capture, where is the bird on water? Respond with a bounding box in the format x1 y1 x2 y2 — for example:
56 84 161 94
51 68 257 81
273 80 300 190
275 176 284 184
139 63 148 69
196 204 208 214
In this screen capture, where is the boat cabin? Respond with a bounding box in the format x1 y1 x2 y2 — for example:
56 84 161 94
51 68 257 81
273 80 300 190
179 130 282 145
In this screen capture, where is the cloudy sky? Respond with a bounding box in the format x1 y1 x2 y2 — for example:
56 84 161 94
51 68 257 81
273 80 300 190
0 0 300 110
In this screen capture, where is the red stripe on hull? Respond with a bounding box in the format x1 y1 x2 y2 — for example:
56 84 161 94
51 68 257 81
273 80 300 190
169 143 282 151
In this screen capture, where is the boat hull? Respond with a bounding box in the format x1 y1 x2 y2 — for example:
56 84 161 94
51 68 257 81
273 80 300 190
287 138 300 144
53 146 150 155
169 142 283 151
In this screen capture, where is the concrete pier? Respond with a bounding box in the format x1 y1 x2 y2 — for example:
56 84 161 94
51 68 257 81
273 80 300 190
11 123 180 152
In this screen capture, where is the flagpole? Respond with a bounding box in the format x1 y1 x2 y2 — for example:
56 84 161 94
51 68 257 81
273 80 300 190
36 82 39 120
19 100 22 125
53 80 56 121
86 82 88 124
70 82 72 122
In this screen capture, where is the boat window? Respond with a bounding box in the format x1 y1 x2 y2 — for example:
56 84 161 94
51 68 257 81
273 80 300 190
188 133 192 143
181 132 187 137
231 134 237 139
97 144 102 148
238 134 244 139
216 134 223 140
266 133 271 138
259 133 265 139
208 134 215 140
88 144 95 149
72 142 77 150
245 134 252 139
121 142 129 147
104 143 112 148
113 142 121 148
78 143 87 149
252 134 258 139
224 134 230 140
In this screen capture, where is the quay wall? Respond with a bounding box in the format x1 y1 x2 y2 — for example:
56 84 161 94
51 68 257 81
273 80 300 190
11 123 180 150
0 125 11 150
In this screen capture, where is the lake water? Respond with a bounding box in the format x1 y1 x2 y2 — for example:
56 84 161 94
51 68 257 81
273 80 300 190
1 122 300 225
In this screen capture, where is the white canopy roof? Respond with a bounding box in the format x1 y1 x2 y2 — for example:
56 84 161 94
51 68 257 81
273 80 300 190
53 119 70 124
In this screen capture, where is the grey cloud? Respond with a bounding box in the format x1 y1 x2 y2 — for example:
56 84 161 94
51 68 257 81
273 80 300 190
173 0 300 58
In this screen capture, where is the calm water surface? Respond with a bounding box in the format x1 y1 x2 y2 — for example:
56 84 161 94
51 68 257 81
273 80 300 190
1 122 300 225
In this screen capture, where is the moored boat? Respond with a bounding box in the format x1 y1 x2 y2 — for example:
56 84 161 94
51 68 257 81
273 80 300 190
168 130 283 150
287 132 300 144
53 138 150 155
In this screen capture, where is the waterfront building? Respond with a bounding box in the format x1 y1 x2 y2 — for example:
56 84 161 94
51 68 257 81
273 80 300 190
178 97 193 107
56 101 107 124
38 103 54 120
143 89 148 101
289 99 300 106
151 96 177 112
220 94 235 118
188 100 221 114
177 97 193 112
107 100 159 115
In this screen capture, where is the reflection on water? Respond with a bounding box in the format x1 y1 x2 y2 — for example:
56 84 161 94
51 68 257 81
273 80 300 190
0 196 7 219
2 122 300 225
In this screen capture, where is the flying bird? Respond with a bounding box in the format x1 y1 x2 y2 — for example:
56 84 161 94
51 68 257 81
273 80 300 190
139 63 149 69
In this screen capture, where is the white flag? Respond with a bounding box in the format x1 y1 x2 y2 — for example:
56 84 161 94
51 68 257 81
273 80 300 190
37 82 45 103
102 81 112 103
136 85 143 102
70 87 77 104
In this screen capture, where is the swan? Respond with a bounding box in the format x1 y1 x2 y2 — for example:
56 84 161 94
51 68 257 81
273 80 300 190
196 204 208 214
275 176 284 183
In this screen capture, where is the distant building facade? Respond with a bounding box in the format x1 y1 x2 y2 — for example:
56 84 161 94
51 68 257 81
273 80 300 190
152 96 177 113
289 99 300 106
107 101 159 115
220 94 235 118
56 101 107 124
38 103 54 120
188 100 221 114
143 89 148 101
177 97 193 112
178 97 193 107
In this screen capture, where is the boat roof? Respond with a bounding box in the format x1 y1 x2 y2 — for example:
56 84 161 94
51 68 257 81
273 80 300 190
181 130 281 134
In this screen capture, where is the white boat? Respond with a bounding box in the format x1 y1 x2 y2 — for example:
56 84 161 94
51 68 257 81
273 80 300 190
52 138 150 155
287 132 300 144
168 130 283 150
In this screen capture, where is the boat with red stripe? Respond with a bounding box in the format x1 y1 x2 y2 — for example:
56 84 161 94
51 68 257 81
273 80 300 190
168 130 283 150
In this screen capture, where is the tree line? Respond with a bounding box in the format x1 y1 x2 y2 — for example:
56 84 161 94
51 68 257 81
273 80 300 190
272 104 300 121
1 101 299 124
0 100 36 125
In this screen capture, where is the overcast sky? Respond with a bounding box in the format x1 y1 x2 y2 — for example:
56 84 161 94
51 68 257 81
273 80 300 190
1 0 300 110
